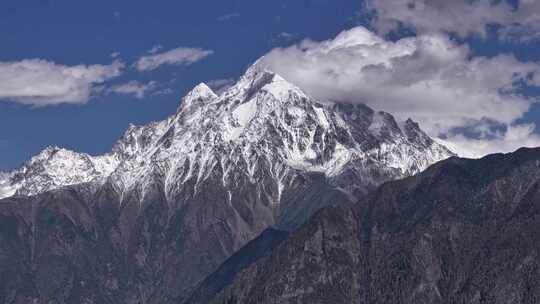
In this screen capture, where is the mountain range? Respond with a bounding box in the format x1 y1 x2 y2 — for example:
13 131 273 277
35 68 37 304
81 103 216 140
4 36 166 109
0 62 454 303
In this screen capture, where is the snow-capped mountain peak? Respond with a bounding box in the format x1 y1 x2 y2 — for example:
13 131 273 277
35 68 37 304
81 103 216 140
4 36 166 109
0 64 455 300
0 146 119 199
178 82 217 112
0 62 454 201
188 82 216 99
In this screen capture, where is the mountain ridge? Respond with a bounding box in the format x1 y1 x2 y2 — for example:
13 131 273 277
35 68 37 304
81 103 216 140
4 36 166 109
0 67 453 202
0 63 454 303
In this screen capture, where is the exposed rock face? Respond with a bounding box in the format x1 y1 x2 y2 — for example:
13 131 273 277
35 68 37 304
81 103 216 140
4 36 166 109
0 63 453 303
202 147 540 304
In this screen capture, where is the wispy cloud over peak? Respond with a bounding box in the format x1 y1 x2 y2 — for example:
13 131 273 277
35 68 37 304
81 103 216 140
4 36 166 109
217 12 240 22
135 47 214 71
258 26 540 157
107 80 158 99
207 78 236 94
147 45 163 54
365 0 540 41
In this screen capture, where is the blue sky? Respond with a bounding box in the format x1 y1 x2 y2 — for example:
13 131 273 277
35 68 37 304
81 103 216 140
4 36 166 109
1 0 540 169
0 0 360 170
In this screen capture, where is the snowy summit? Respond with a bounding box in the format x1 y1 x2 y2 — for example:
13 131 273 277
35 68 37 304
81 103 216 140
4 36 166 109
0 61 454 202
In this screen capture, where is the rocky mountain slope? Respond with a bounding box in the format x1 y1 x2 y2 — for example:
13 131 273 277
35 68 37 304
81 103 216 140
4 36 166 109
0 63 453 304
201 147 540 304
186 228 289 304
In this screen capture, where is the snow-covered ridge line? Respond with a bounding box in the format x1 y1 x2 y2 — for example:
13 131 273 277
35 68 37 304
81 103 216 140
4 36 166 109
0 146 120 199
0 64 454 201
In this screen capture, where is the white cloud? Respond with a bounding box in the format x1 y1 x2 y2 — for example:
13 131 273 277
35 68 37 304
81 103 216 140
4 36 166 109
257 26 540 157
439 124 540 159
147 45 163 54
271 32 296 45
217 12 240 22
135 47 213 71
152 87 174 96
108 80 158 99
0 45 211 106
0 59 124 106
365 0 540 41
207 78 236 94
278 32 294 40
